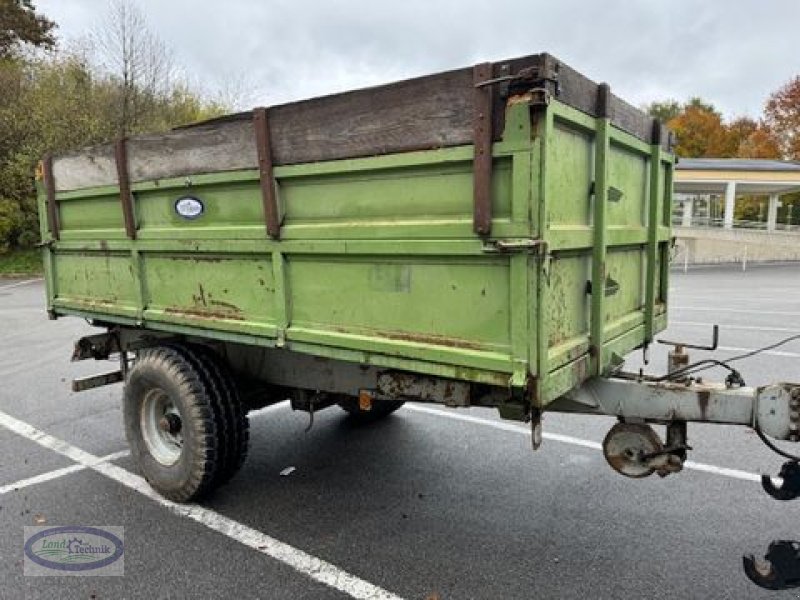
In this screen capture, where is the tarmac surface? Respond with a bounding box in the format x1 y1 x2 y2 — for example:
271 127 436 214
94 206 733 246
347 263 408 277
2 264 800 599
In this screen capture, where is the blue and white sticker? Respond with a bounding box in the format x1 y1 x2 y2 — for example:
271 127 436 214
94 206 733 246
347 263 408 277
174 196 204 220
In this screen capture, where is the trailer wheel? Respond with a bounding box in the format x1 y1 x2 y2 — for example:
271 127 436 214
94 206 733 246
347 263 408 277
187 345 249 485
338 396 405 422
161 343 249 486
123 346 221 502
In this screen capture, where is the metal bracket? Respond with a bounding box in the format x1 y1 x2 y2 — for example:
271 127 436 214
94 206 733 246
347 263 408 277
42 154 60 241
72 331 121 361
253 107 281 239
72 370 124 393
114 138 136 240
659 324 719 351
472 63 494 237
475 59 560 99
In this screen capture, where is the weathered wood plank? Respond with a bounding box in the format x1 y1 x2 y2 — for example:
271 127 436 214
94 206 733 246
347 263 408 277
52 53 669 192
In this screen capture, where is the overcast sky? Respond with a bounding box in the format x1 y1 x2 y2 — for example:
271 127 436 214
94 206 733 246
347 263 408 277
37 0 800 119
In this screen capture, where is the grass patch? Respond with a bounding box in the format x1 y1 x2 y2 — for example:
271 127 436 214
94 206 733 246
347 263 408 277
0 249 43 276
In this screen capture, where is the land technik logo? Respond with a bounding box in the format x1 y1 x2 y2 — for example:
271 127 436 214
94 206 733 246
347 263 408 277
24 526 124 576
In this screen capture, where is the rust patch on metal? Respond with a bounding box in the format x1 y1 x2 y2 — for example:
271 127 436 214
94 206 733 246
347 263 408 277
77 296 118 306
698 390 710 420
163 254 224 263
186 282 245 315
192 283 208 307
507 92 534 106
333 326 487 351
209 299 241 312
164 306 245 321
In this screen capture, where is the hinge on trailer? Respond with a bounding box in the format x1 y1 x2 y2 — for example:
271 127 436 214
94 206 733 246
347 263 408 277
482 239 547 254
475 58 561 102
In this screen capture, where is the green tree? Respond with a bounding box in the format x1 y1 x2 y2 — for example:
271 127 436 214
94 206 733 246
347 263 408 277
645 99 681 123
0 0 55 57
0 2 230 251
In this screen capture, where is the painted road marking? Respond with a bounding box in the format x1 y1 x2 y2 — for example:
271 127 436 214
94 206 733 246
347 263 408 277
0 449 129 495
671 320 800 335
716 345 800 359
673 305 800 317
0 403 288 497
0 278 43 291
403 404 762 483
249 399 290 418
0 408 403 600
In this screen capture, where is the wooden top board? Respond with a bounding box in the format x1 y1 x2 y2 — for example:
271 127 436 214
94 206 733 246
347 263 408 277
51 52 670 192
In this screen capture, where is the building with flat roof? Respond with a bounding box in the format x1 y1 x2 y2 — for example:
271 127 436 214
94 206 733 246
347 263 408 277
674 158 800 231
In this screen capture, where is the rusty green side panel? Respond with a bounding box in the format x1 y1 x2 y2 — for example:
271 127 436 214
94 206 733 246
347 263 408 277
38 99 672 404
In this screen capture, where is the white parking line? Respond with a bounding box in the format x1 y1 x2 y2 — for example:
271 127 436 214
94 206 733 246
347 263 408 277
0 408 403 600
0 402 288 497
671 320 800 335
717 345 800 359
403 404 762 483
0 449 129 495
0 278 43 291
673 305 800 317
249 399 290 418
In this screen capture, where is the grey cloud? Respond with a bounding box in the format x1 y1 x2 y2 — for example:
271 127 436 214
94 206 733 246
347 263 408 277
38 0 800 117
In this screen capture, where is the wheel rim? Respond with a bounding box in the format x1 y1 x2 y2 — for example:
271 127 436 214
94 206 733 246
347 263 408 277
140 388 183 466
602 422 662 478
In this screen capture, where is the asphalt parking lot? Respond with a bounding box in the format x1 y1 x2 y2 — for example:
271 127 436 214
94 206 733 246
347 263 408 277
2 264 800 599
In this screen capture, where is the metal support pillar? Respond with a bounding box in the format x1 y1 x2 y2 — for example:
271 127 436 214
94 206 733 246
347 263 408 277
723 181 737 229
681 197 693 227
768 194 780 233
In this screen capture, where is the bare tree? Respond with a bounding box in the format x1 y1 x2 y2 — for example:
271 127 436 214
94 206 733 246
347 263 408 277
91 0 176 134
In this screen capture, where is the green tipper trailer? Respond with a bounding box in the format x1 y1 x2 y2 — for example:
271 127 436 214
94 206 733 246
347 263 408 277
38 53 800 511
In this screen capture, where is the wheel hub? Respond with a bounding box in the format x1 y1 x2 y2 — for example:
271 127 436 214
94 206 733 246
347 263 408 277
159 413 182 435
140 388 183 466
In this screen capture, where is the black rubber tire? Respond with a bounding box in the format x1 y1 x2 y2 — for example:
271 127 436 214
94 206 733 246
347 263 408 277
338 396 406 422
123 346 220 502
188 345 249 485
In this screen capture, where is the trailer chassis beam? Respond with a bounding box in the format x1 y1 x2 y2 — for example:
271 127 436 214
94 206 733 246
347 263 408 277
554 377 800 442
